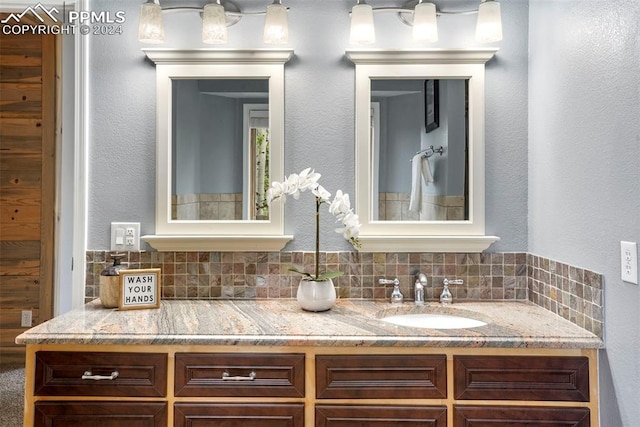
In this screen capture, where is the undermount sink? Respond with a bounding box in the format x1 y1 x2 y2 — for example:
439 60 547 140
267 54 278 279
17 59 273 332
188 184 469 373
380 313 488 329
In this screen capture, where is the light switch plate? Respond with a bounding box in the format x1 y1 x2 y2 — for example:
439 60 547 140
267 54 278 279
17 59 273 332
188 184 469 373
621 241 638 285
111 222 140 252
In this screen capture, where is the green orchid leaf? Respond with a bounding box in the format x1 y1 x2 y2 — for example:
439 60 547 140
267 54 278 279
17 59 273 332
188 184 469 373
288 266 312 278
316 271 344 281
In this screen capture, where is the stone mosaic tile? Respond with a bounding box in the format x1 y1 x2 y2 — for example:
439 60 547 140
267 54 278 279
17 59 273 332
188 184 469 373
527 254 603 338
85 250 602 338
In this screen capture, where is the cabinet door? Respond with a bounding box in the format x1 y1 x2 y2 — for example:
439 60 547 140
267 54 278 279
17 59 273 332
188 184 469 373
454 355 590 401
174 403 304 427
316 354 447 399
34 401 167 427
175 353 305 397
454 405 590 427
315 405 447 427
35 351 167 397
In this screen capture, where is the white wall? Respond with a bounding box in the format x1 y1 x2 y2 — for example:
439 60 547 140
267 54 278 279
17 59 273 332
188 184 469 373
528 1 640 425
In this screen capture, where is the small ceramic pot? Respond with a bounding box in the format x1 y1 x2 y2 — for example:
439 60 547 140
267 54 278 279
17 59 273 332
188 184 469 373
296 278 336 312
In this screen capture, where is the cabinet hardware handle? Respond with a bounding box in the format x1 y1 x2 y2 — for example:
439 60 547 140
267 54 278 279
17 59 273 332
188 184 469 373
222 371 257 381
81 370 119 381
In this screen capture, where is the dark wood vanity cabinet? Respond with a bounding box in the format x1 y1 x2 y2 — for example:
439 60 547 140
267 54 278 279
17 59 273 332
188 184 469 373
23 348 598 427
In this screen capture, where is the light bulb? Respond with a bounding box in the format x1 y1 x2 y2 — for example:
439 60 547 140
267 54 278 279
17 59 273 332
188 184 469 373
412 2 438 43
138 0 164 44
476 0 502 42
264 2 289 44
202 2 228 44
349 2 375 45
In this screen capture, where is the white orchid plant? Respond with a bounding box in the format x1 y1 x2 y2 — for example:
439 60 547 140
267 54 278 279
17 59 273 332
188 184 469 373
267 168 361 281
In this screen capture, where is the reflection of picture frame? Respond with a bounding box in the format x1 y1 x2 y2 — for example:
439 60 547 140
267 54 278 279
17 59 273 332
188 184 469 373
425 79 439 133
118 268 161 310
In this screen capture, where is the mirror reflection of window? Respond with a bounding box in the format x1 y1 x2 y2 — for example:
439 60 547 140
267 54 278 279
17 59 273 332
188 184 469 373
371 78 469 222
171 78 269 221
246 108 270 220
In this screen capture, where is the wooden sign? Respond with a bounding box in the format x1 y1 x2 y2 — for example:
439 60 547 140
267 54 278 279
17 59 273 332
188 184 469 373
118 269 161 310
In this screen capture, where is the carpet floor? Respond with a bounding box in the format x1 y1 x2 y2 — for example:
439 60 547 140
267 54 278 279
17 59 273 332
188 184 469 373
0 364 24 426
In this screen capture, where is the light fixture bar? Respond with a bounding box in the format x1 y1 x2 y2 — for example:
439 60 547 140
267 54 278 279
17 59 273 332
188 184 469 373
138 0 291 45
159 6 291 16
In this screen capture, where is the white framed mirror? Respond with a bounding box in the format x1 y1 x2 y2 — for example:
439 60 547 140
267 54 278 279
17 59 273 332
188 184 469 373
142 49 294 251
347 49 500 252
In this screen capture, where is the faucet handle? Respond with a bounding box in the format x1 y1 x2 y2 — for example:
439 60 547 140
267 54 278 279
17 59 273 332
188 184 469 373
440 278 462 305
379 278 403 304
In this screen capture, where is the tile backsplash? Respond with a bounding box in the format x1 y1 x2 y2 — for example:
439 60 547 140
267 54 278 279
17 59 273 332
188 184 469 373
86 250 602 338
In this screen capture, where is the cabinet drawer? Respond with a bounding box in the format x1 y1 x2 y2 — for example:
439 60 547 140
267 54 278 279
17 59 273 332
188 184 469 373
34 351 167 397
34 401 167 427
454 355 590 401
316 405 447 427
316 354 447 399
174 403 304 427
454 405 590 427
175 353 305 397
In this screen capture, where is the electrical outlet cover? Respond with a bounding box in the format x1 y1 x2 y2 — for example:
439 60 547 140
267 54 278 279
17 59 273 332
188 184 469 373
111 222 141 252
621 241 638 285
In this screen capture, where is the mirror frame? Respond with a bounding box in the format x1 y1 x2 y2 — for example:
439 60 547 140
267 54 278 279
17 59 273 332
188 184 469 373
142 49 294 251
347 49 500 252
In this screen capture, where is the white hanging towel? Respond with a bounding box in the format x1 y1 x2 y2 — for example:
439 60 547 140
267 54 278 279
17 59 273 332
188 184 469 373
409 153 434 212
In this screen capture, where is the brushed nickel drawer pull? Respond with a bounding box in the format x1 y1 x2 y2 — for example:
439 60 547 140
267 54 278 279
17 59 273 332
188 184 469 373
222 371 257 381
81 370 119 381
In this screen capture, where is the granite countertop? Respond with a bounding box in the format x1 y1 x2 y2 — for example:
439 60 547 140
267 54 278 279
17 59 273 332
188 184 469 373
16 299 603 349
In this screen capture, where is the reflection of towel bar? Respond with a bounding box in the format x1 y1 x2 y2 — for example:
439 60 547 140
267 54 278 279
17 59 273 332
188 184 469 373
410 145 444 161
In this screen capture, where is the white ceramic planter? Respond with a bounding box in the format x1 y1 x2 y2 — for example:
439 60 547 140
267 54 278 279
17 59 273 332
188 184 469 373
296 278 336 312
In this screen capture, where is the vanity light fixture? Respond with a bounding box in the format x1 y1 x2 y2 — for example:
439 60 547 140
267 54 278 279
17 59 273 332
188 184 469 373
263 0 289 44
202 0 228 44
138 0 290 45
475 0 503 43
138 0 165 44
412 1 438 43
348 0 503 45
349 0 375 45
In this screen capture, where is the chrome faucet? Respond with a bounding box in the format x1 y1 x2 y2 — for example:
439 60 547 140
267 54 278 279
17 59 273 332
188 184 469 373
379 278 403 304
414 273 428 304
441 278 464 305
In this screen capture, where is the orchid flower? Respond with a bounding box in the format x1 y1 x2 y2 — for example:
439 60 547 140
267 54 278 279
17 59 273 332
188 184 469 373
267 168 361 281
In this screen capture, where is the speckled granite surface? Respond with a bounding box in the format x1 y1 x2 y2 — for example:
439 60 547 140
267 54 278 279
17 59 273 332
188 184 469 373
16 299 602 349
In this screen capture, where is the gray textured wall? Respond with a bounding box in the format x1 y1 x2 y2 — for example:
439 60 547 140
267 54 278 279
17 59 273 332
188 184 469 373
528 1 640 425
87 0 529 252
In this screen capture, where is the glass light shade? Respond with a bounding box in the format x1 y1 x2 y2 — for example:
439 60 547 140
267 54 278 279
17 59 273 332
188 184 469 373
138 0 164 44
263 3 289 44
412 2 438 42
475 0 503 42
349 3 375 45
202 3 228 44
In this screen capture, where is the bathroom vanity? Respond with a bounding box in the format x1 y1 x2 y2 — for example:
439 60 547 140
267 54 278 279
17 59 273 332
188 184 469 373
17 299 602 427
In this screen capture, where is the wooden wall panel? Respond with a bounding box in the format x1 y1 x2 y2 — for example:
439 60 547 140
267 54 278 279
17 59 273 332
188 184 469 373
0 14 56 365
